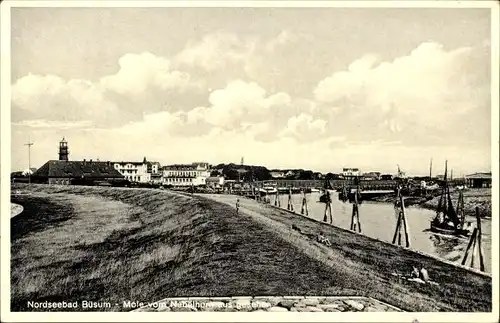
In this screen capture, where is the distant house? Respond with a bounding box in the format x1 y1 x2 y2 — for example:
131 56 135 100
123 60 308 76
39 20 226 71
342 168 360 178
466 172 492 188
362 172 381 180
31 138 125 185
113 158 151 183
162 162 211 186
32 160 125 185
270 171 285 179
147 161 162 184
284 170 296 178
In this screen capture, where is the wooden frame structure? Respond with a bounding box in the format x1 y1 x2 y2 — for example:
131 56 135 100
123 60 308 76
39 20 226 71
461 207 485 271
287 187 294 211
322 190 333 224
392 186 411 247
300 189 309 216
350 190 362 233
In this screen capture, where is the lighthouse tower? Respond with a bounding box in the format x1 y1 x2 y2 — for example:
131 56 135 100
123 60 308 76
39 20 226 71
59 137 69 161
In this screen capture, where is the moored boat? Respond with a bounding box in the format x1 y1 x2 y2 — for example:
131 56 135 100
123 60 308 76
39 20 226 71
430 161 471 237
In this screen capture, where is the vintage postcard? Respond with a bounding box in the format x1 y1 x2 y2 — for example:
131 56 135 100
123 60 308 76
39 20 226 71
1 1 498 322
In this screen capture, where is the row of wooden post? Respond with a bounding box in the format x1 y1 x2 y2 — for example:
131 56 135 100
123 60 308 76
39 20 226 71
248 183 485 273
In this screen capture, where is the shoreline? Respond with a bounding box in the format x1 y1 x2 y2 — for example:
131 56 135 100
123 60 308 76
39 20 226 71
368 188 492 219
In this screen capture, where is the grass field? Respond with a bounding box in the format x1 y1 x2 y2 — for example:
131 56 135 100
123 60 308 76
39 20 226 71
11 184 360 312
10 184 491 312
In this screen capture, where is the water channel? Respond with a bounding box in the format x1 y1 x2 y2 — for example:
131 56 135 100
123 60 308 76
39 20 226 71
280 191 491 273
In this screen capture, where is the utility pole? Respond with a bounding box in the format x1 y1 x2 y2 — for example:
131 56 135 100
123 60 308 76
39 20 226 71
24 137 34 184
429 158 433 179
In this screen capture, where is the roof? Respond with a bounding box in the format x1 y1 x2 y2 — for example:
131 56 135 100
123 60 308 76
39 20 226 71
206 176 223 182
33 160 124 179
163 164 197 170
466 172 492 179
113 161 146 166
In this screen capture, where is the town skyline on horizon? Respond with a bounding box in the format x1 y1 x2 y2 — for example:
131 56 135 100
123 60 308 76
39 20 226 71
11 135 490 178
9 6 493 177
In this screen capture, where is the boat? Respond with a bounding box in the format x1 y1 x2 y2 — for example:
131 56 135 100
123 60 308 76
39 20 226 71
259 185 278 195
430 161 471 237
319 179 333 203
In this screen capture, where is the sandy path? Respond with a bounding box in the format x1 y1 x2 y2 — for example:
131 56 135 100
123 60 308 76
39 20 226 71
11 203 24 218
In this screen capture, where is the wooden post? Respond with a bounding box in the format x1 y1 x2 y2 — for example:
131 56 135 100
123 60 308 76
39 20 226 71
392 211 402 244
460 208 485 271
392 186 401 244
392 186 410 247
287 187 294 211
301 189 308 216
471 232 477 268
275 189 280 207
323 190 333 224
400 194 410 247
350 191 362 233
476 207 485 271
461 228 478 266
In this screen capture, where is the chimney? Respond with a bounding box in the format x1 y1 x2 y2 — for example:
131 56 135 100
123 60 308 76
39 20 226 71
90 159 92 163
83 159 86 165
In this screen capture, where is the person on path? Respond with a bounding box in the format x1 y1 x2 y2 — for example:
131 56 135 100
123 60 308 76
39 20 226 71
236 198 240 214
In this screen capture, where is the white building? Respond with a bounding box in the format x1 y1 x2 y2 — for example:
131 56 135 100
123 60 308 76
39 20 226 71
342 168 361 178
162 162 211 186
113 158 151 183
147 161 162 184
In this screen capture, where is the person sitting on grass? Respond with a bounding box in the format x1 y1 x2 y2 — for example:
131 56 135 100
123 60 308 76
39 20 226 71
316 232 331 246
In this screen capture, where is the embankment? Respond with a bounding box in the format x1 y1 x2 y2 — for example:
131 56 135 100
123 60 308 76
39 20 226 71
201 194 492 312
11 184 364 312
10 184 492 313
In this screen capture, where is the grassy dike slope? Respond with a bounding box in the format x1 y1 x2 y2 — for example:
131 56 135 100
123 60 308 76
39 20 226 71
12 184 359 312
201 194 492 312
10 184 491 312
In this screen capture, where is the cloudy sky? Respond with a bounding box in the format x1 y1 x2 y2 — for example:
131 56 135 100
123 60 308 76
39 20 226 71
10 6 492 175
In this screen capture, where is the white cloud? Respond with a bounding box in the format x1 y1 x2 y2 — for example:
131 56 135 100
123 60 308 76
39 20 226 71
279 113 327 142
12 119 93 129
175 31 256 72
313 42 489 141
202 80 291 128
12 73 118 123
100 52 192 95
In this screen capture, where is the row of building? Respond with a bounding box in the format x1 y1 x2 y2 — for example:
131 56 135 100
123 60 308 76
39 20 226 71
26 139 492 189
30 139 222 187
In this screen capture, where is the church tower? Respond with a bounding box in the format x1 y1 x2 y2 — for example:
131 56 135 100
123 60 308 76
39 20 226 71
59 137 69 161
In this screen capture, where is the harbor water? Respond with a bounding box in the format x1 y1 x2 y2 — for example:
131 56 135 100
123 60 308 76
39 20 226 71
279 191 491 273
